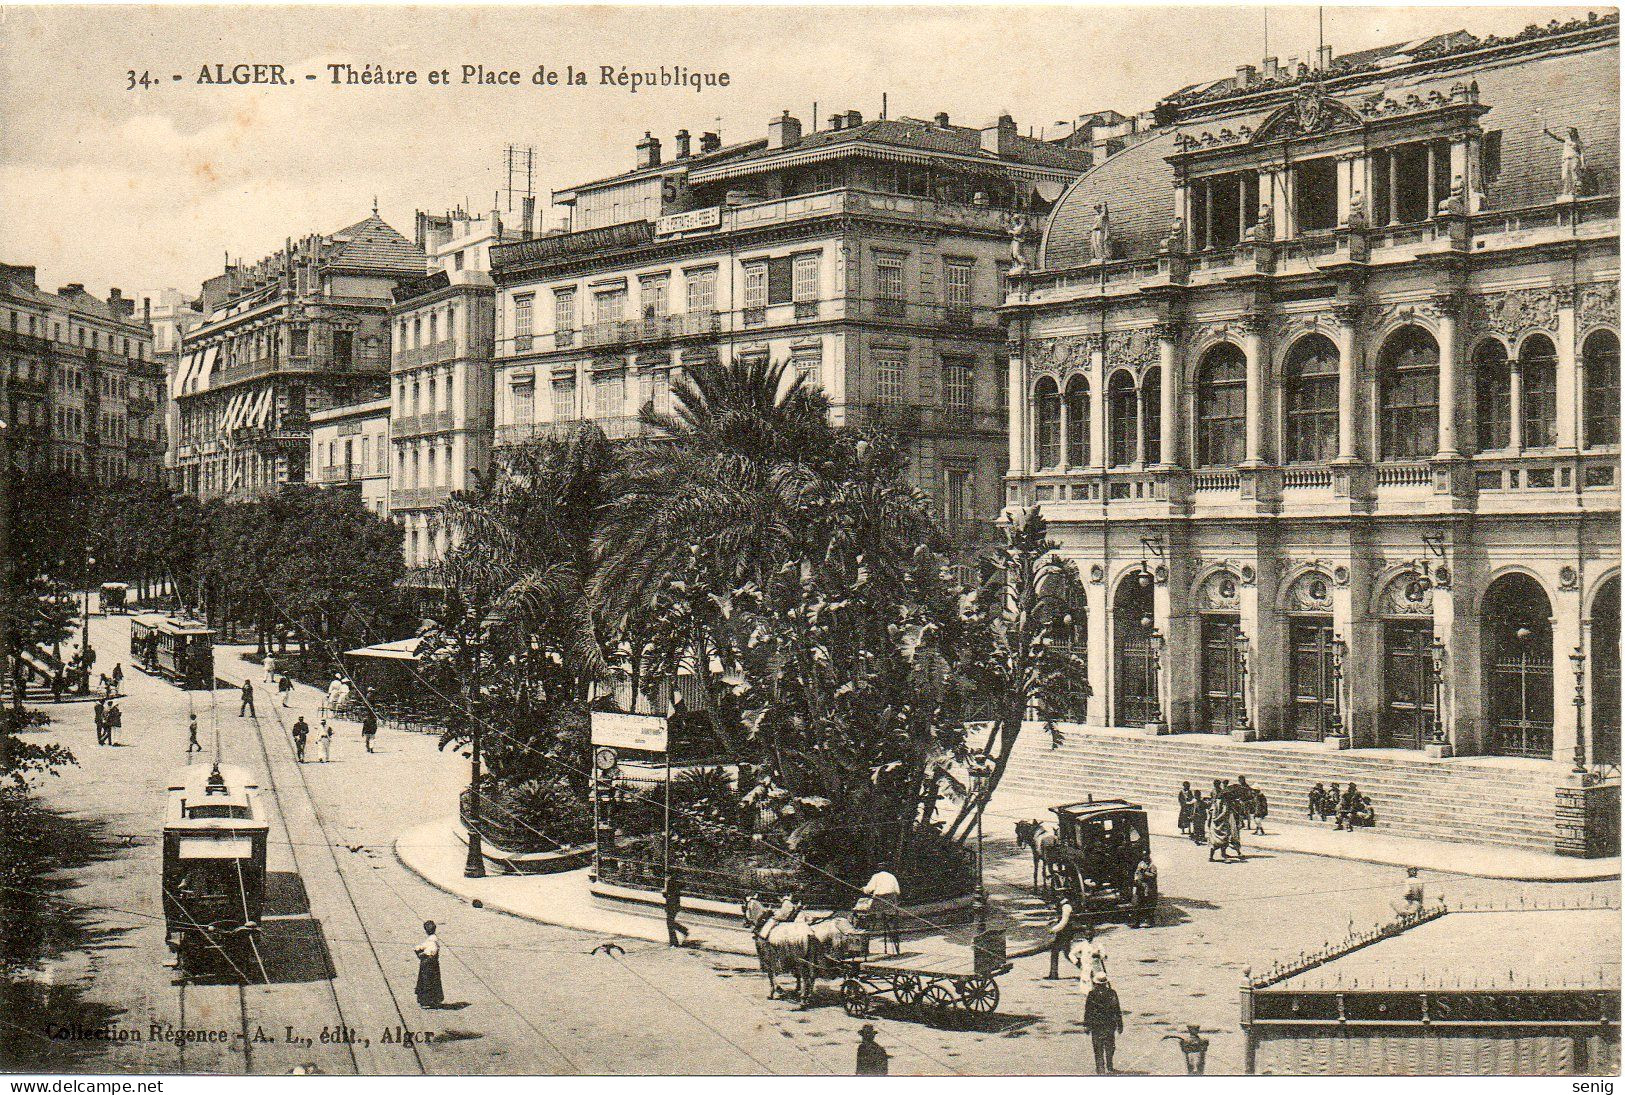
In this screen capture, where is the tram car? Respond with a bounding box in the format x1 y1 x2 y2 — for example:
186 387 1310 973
161 764 270 980
1046 798 1153 917
131 613 215 690
99 582 128 614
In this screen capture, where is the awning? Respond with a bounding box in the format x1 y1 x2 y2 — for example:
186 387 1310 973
344 636 422 662
177 837 252 859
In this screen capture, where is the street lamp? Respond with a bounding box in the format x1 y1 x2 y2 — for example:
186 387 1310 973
1148 625 1166 733
1328 634 1348 737
463 632 486 879
82 555 95 647
1571 644 1588 776
968 751 995 930
1428 636 1448 744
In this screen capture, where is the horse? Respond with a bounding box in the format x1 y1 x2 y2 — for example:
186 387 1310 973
1015 819 1059 889
742 895 866 1006
1206 796 1243 861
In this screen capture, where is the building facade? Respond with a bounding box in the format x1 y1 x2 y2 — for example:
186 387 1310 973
169 212 425 501
1005 15 1621 768
390 208 517 571
141 288 204 488
308 396 391 517
1 265 159 482
489 111 1092 549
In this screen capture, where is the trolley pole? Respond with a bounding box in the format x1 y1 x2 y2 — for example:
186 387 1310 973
463 644 486 878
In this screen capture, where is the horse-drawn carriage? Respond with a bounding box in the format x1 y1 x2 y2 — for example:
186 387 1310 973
1018 797 1154 921
836 929 1011 1027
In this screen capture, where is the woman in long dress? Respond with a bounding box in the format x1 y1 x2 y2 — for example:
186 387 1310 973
414 920 443 1008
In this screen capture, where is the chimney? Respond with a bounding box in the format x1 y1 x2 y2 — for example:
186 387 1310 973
699 131 721 154
521 195 537 240
980 113 1017 156
1263 55 1280 79
107 288 134 318
1317 44 1334 70
845 109 863 128
1236 64 1257 88
830 114 844 132
1287 55 1300 74
934 112 951 127
768 110 803 149
636 131 662 169
675 128 692 158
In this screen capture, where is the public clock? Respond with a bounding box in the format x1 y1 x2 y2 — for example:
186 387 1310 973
594 747 619 773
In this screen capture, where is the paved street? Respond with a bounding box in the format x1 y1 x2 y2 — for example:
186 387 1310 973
10 611 1617 1076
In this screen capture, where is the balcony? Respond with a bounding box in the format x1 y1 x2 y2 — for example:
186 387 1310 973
394 339 457 368
319 463 361 483
390 486 453 510
392 410 456 439
496 415 647 447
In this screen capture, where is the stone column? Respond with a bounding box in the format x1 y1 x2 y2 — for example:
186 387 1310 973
1433 295 1461 458
1156 323 1180 468
1332 304 1360 461
1553 583 1584 766
1058 382 1072 472
1084 578 1108 727
1007 342 1026 478
1336 155 1355 225
1089 343 1107 470
1242 314 1267 465
1556 286 1579 450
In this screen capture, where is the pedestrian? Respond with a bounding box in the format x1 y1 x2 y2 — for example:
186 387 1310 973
50 669 64 704
663 875 690 947
93 698 107 746
1393 866 1425 919
861 861 902 954
98 673 111 699
187 713 202 755
318 719 333 763
414 920 444 1009
239 679 256 718
1250 784 1269 835
1176 780 1196 834
1083 972 1124 1074
263 653 277 684
1335 782 1361 830
1230 776 1254 831
324 673 349 716
855 1023 889 1076
1163 1024 1210 1074
1045 891 1077 980
111 663 123 691
1129 857 1159 928
1308 782 1329 820
1188 792 1207 845
1070 923 1107 990
291 717 309 762
278 674 294 707
105 700 122 745
361 710 378 753
1325 783 1343 823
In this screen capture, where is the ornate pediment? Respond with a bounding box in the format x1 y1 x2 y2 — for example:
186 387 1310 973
1255 85 1363 142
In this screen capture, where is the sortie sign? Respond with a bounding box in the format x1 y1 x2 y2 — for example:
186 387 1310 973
590 711 669 753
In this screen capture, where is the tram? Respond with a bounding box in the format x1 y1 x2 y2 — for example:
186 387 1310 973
161 763 270 981
131 614 215 690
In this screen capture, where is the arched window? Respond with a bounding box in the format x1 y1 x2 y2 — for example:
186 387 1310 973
1283 335 1339 463
1108 371 1139 467
1519 334 1558 449
1141 368 1162 465
1473 340 1511 452
1378 327 1438 460
1064 376 1090 467
1585 330 1620 447
1035 377 1060 469
1196 344 1246 468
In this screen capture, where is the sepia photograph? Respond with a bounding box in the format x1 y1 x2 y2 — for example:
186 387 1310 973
0 1 1618 1081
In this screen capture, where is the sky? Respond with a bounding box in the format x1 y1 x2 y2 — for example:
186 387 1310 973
0 3 1593 299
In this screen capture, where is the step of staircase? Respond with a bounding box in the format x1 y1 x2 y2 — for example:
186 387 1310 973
999 724 1579 854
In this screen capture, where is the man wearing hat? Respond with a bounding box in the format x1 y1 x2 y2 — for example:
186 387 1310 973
1083 972 1124 1074
855 1023 889 1075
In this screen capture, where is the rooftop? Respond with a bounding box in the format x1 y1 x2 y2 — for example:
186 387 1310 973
325 212 429 275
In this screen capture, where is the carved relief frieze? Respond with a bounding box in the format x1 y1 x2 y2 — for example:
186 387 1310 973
1028 334 1100 378
1285 570 1335 613
1105 327 1159 371
1579 281 1620 336
1465 288 1562 340
1197 568 1242 611
1376 570 1435 616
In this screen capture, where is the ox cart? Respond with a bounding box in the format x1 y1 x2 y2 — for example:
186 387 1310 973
837 929 1010 1027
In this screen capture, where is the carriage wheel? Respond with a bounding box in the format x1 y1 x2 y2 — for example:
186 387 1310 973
958 975 1000 1015
893 974 923 1006
919 983 957 1027
841 979 872 1018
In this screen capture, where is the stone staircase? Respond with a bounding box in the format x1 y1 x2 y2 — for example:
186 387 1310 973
999 724 1576 855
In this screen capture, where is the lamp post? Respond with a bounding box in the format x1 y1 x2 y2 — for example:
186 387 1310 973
1428 636 1448 745
1148 623 1165 732
1232 629 1251 735
1571 644 1588 776
1328 634 1347 738
81 555 95 648
463 631 486 879
968 751 995 930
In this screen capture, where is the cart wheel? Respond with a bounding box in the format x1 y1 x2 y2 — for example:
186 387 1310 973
841 978 872 1018
958 975 1000 1015
920 983 957 1027
894 974 923 1006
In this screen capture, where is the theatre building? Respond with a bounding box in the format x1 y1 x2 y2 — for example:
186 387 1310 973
1001 16 1620 852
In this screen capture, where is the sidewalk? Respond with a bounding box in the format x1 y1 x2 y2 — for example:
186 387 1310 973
396 817 1061 960
987 790 1621 882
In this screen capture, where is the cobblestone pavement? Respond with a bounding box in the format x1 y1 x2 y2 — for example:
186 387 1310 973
9 613 1617 1076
